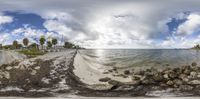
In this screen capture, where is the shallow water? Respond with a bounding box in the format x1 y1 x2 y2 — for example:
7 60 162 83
78 49 200 70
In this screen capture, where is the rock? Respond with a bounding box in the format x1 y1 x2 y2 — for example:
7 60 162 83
183 69 191 75
163 74 169 79
115 85 135 91
99 77 111 82
168 72 178 79
166 80 174 86
34 66 40 70
173 79 183 85
135 70 145 75
188 80 200 85
132 75 142 81
108 80 122 86
190 71 197 78
6 66 12 70
153 72 163 81
124 70 130 75
179 85 193 91
88 84 114 91
30 70 37 75
141 78 155 85
192 62 197 67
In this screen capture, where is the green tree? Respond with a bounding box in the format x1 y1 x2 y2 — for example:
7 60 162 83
47 41 52 48
39 36 46 50
13 40 18 49
0 44 2 50
52 38 58 49
23 38 29 48
64 42 74 48
29 43 38 49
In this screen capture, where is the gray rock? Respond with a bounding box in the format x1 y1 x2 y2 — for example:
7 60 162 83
99 77 111 82
166 80 174 86
179 85 193 91
192 62 197 67
153 72 163 81
188 80 200 85
108 80 122 86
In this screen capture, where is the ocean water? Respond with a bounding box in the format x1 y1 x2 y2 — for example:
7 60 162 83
78 49 200 71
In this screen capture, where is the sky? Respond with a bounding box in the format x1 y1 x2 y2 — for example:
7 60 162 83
1 0 200 49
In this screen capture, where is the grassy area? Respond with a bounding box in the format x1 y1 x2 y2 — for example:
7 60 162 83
18 48 46 57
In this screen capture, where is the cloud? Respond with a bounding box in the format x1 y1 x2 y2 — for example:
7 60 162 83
0 15 13 25
175 13 200 36
1 0 200 48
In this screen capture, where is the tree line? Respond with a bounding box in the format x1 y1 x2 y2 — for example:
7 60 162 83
0 36 81 50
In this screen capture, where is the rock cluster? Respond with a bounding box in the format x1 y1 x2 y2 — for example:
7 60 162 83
99 62 200 92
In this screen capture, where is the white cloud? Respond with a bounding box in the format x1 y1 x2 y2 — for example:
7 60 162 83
0 15 13 25
176 13 200 36
1 0 200 48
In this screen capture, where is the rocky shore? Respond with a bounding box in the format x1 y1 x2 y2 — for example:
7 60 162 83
1 50 200 97
87 62 200 97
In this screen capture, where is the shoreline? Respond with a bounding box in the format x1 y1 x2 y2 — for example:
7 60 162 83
1 50 200 97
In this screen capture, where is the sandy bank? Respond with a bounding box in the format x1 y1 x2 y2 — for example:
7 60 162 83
0 50 26 65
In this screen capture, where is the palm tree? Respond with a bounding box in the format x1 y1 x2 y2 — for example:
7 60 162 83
47 41 52 48
39 36 46 50
23 38 29 49
52 38 58 49
13 40 18 49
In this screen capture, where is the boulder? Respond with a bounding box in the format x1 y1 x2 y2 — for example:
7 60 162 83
99 77 111 82
192 62 197 67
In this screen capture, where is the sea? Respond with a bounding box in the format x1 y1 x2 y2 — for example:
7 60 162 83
77 49 200 71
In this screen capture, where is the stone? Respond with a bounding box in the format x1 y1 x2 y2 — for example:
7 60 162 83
34 66 40 70
132 75 142 81
183 69 191 75
166 80 174 86
153 72 163 81
188 80 200 85
108 80 122 86
179 85 193 91
30 70 37 75
6 66 12 70
163 74 169 79
169 72 178 79
99 77 111 82
192 62 197 67
190 71 197 78
173 79 183 85
124 70 130 75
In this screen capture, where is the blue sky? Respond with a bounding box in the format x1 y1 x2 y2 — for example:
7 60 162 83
1 0 200 49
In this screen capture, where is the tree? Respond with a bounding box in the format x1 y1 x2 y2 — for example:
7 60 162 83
52 38 58 49
29 43 38 49
47 41 52 48
13 40 18 49
23 38 29 48
64 42 74 48
0 44 2 49
39 36 46 50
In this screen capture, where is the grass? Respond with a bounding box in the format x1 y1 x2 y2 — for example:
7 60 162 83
18 48 46 57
